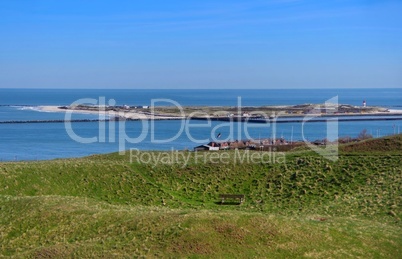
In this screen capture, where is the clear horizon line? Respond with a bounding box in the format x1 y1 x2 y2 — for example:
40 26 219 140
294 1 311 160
0 86 401 90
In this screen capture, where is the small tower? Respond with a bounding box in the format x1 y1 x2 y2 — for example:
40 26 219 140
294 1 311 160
363 100 366 107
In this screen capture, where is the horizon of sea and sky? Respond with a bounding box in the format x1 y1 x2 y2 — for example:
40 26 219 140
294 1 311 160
0 88 401 161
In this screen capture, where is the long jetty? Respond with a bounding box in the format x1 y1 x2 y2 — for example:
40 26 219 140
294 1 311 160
0 117 183 124
0 119 109 124
1 114 402 124
192 115 402 123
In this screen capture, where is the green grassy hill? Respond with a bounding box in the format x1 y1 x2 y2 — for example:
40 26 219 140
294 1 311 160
340 134 402 153
1 136 401 257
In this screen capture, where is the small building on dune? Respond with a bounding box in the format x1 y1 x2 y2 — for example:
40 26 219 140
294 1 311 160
193 142 220 151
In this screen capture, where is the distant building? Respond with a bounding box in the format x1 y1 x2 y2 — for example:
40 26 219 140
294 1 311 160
193 142 220 151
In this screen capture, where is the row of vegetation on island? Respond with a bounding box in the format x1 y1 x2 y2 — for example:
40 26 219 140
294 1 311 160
61 103 389 118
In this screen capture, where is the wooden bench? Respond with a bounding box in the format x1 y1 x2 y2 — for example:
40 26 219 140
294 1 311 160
219 194 245 204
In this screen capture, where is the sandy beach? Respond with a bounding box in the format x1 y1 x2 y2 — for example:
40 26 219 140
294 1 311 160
38 106 185 120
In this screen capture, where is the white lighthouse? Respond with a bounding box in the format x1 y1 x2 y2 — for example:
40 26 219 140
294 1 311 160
363 100 366 107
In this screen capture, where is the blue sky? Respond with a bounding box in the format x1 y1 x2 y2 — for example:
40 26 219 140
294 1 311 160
0 0 401 89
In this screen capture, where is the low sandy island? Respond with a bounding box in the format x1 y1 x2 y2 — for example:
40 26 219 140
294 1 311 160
39 105 402 121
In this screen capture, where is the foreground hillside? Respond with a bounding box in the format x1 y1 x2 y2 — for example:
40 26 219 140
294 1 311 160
340 134 402 153
0 135 401 257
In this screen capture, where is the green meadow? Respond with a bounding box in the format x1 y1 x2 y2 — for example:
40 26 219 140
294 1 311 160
1 135 401 257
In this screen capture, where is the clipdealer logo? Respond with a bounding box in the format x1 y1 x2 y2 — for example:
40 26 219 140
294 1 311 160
64 96 339 162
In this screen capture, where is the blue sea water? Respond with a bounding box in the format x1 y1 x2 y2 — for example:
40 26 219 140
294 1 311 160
1 88 402 107
0 88 401 161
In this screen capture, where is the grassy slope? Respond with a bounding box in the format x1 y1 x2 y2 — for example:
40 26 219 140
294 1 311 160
340 134 402 153
0 135 401 257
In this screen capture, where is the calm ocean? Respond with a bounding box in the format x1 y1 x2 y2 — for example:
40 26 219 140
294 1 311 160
0 88 401 161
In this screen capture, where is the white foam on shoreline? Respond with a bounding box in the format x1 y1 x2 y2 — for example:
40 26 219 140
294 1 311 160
11 105 54 113
14 106 40 111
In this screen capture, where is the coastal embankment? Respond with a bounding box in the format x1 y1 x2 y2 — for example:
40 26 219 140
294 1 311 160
1 104 402 124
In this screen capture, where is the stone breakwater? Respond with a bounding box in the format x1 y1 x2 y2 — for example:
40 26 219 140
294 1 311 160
1 115 402 124
0 117 183 124
1 104 401 124
0 119 109 124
